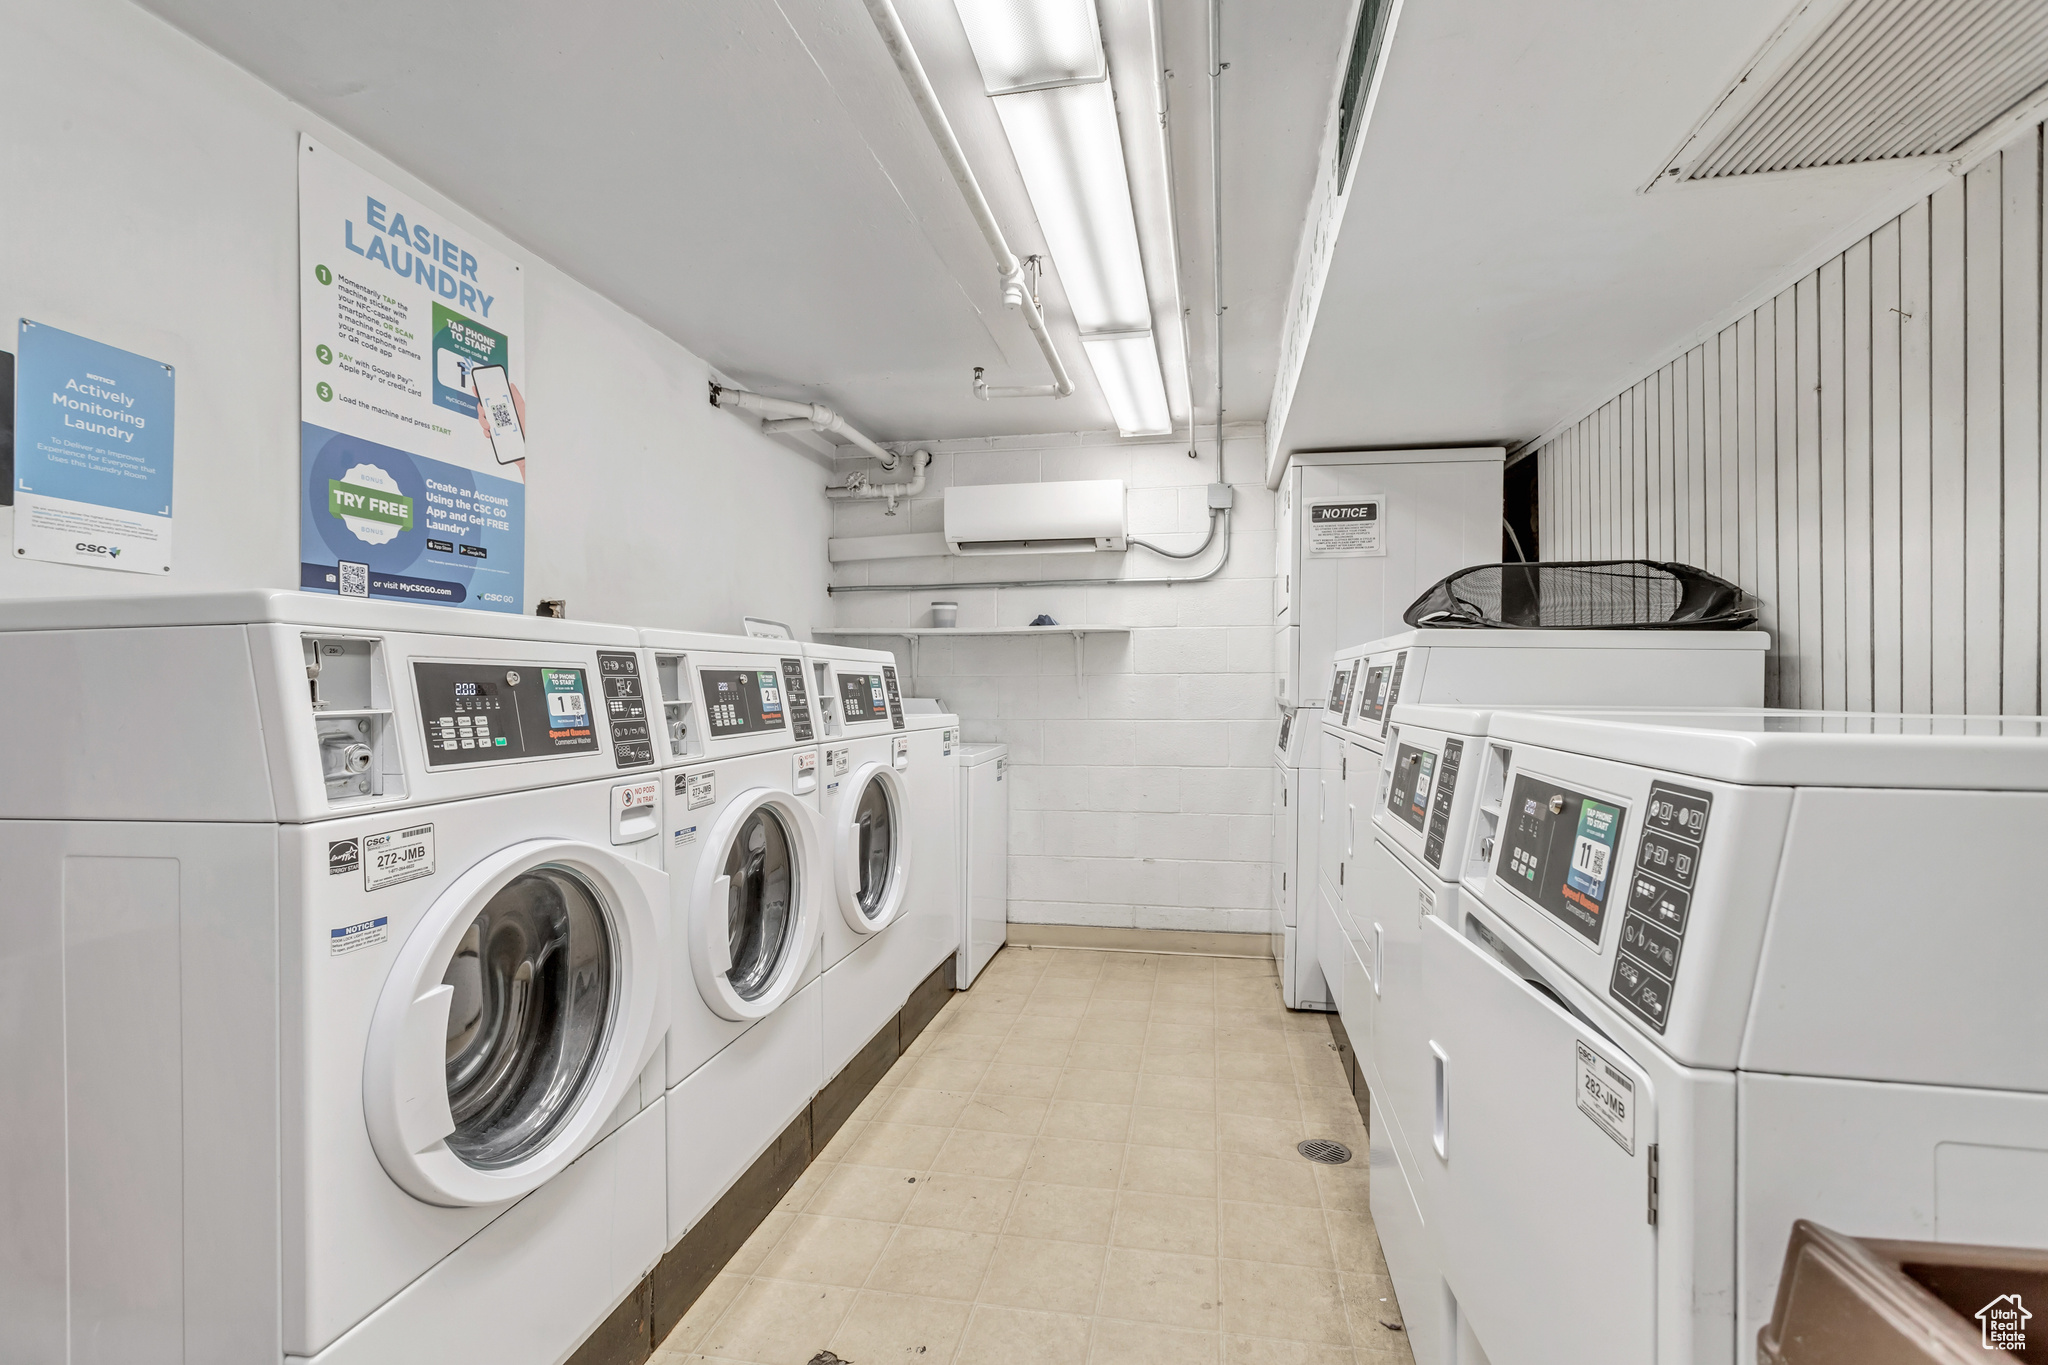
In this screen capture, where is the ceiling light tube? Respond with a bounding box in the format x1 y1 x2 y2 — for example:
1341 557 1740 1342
1080 329 1172 436
954 0 1107 92
957 0 1175 436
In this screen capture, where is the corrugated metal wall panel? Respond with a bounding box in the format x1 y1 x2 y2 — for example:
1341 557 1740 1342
1535 125 2047 712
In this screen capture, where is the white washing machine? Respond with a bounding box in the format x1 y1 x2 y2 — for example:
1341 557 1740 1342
642 630 824 1245
957 742 1010 989
0 592 669 1365
805 643 954 1077
1418 709 2048 1365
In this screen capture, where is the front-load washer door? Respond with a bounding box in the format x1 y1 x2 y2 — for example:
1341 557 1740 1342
363 839 667 1208
690 788 822 1021
835 762 911 934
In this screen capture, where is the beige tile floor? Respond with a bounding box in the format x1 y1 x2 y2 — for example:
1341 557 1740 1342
654 947 1416 1365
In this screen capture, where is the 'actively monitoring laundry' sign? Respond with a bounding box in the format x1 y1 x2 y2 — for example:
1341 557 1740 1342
12 320 175 574
1306 497 1386 557
297 135 527 613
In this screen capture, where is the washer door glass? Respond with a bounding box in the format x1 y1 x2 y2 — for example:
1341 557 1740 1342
853 776 898 921
442 864 614 1169
725 805 798 1000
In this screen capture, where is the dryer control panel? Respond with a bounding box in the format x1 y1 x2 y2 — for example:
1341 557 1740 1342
1495 774 1627 948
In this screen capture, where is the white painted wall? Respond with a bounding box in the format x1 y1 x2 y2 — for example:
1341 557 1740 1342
0 0 830 636
829 426 1277 936
1536 121 2046 715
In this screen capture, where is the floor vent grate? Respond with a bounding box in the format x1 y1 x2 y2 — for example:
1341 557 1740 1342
1297 1138 1354 1165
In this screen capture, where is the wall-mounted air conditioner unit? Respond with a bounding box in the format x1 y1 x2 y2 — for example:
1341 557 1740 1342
944 479 1128 555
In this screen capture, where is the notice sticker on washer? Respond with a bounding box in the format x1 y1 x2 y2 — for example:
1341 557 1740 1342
329 915 389 956
684 771 714 810
828 745 851 776
364 823 435 891
673 824 698 847
1574 1040 1636 1154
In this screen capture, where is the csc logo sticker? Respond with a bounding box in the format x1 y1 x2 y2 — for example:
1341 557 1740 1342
75 543 121 558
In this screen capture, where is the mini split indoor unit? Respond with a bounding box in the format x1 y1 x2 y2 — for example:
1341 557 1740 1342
942 479 1127 555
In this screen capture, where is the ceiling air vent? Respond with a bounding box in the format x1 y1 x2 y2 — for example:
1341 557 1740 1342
1652 0 2048 186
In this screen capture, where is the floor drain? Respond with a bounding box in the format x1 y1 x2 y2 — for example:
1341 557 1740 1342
1297 1138 1353 1164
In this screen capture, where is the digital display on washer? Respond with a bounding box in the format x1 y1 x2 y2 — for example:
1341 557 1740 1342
1385 742 1436 834
838 671 890 723
414 662 597 766
1495 774 1627 945
700 668 786 738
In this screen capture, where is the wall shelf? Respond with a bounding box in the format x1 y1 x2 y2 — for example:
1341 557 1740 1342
812 625 1130 678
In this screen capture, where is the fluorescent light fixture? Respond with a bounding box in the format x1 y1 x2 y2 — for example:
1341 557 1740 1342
953 0 1106 92
988 81 1152 332
956 0 1175 438
1080 330 1171 437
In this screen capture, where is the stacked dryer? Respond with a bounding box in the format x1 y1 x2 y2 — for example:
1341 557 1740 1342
642 630 825 1245
804 642 958 1080
1268 447 1507 1010
1415 710 2048 1365
1 592 670 1365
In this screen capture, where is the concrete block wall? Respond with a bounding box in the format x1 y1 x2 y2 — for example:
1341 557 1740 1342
829 426 1278 936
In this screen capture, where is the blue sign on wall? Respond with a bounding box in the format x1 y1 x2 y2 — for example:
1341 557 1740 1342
13 319 175 573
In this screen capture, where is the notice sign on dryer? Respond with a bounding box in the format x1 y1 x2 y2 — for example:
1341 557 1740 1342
364 823 435 891
1307 498 1385 557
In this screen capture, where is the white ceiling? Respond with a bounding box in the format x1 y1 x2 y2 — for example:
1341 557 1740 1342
134 0 1353 445
1274 0 1961 460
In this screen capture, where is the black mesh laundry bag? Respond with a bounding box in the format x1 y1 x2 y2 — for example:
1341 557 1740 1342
1403 560 1761 630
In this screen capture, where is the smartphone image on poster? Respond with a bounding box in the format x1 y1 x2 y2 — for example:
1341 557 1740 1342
470 364 525 465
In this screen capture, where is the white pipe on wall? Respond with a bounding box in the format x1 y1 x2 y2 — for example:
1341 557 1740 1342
859 0 1077 401
709 383 899 468
826 449 932 516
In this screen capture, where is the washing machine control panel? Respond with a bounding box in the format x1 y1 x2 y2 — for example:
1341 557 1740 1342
1608 781 1712 1033
700 667 787 738
1495 774 1627 950
413 661 598 766
837 670 891 724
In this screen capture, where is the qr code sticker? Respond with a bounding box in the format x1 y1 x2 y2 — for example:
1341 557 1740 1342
338 561 369 598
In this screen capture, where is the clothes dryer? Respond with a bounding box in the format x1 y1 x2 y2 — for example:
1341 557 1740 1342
0 593 669 1365
1319 631 1764 1364
1421 709 2048 1365
1271 695 1330 1009
642 630 824 1244
1316 628 1767 1044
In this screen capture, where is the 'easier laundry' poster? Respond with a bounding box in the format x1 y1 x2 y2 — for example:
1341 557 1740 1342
297 136 526 613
